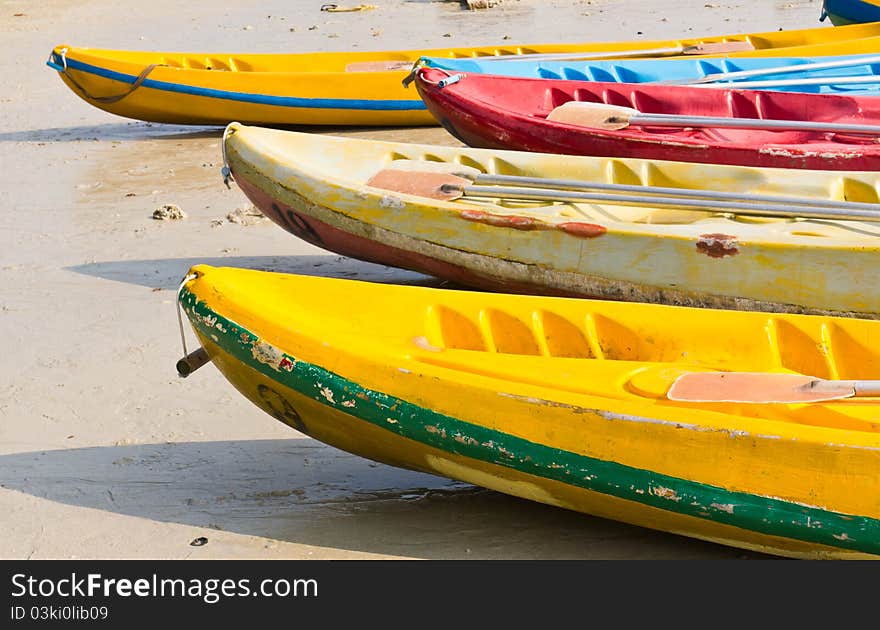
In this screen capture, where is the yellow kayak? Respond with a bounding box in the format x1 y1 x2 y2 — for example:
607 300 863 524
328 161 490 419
223 123 880 318
48 20 880 127
178 265 880 559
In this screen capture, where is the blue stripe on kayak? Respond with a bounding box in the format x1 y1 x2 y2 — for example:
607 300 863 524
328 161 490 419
46 54 428 111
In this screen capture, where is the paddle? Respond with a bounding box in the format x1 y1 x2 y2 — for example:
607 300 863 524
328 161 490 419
656 54 880 86
688 75 880 90
474 41 755 63
346 60 415 72
365 168 880 222
353 41 754 73
666 371 880 403
546 100 880 135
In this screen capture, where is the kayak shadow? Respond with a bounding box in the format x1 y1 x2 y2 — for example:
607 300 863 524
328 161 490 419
0 122 223 143
0 439 771 559
66 255 457 291
0 122 455 145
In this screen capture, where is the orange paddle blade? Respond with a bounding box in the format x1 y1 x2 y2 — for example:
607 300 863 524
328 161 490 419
546 101 638 130
345 61 413 72
365 169 468 201
666 372 855 404
681 41 755 55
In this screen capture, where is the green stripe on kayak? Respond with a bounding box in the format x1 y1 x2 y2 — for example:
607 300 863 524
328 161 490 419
180 287 880 555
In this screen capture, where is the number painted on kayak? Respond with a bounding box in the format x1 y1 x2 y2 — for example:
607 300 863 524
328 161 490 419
257 384 308 433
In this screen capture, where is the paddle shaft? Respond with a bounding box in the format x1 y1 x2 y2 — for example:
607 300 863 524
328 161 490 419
808 379 880 396
454 184 880 221
691 75 880 90
626 112 880 135
662 54 880 85
474 42 748 63
473 173 880 214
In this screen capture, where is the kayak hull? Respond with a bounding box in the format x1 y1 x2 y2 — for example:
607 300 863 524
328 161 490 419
179 265 880 559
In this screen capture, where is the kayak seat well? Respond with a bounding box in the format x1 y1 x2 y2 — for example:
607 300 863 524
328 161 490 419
420 302 877 381
158 56 252 71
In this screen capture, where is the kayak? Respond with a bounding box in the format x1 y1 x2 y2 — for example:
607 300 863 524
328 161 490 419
222 123 880 317
821 0 880 26
178 264 880 559
418 53 880 95
413 67 880 171
46 20 880 127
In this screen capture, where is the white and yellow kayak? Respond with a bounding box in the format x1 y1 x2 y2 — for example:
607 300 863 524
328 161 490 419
223 123 880 318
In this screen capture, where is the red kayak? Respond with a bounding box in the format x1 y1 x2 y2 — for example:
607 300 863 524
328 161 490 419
414 67 880 170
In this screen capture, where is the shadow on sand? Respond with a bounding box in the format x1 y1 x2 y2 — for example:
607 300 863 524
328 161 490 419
66 254 454 291
0 439 770 559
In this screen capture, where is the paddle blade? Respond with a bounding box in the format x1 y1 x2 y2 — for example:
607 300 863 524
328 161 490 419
666 372 855 404
681 41 755 55
345 60 413 72
546 101 638 130
365 169 468 201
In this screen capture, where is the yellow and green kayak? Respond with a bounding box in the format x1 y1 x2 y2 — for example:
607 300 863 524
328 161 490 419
179 265 880 559
48 20 880 127
223 123 880 318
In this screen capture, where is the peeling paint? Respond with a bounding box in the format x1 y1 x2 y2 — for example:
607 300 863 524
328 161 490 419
558 222 607 238
650 486 681 501
318 386 336 403
696 233 739 258
460 209 545 231
711 502 736 514
251 340 286 371
342 399 356 408
379 195 405 210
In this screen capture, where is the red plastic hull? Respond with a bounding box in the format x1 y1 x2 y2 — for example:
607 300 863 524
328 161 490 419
415 67 880 170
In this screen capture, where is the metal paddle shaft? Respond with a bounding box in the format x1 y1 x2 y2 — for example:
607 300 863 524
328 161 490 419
690 75 880 90
660 54 880 85
807 380 880 396
629 112 880 135
473 173 880 215
454 183 880 222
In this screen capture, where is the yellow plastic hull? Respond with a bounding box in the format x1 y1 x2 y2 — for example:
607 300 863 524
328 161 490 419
179 266 880 558
48 21 880 126
224 123 880 317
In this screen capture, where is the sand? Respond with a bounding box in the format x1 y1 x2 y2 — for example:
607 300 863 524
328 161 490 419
0 0 827 560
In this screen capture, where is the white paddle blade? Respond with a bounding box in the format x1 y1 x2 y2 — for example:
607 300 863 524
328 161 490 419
546 101 639 130
666 372 856 404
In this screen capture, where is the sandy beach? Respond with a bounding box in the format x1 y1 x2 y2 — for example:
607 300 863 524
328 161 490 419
0 0 829 560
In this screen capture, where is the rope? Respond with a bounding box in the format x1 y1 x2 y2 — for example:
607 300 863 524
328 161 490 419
55 47 161 104
402 63 453 88
220 123 238 189
176 273 198 357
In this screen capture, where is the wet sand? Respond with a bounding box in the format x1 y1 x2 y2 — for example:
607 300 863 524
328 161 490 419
0 0 826 559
